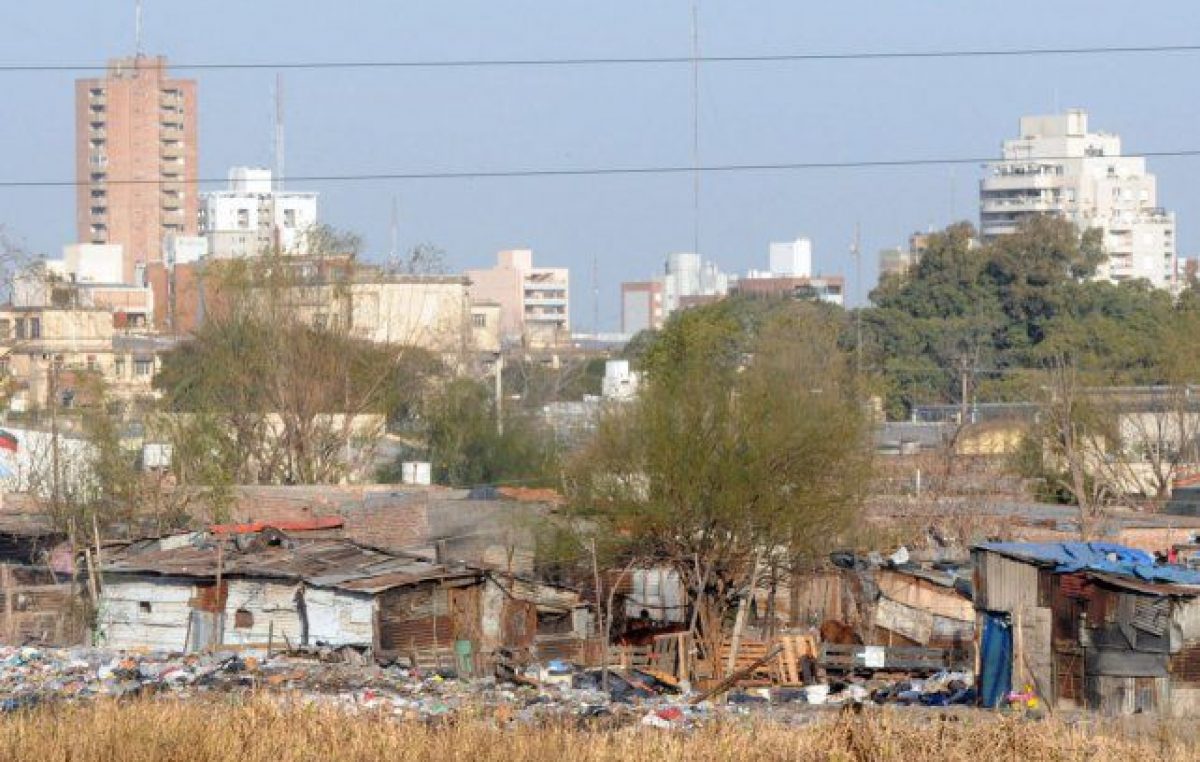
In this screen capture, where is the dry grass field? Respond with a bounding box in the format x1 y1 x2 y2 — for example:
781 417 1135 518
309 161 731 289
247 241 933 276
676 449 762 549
0 698 1196 762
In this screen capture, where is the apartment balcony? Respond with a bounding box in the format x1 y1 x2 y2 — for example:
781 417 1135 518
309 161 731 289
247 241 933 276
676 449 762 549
524 296 567 307
980 196 1061 214
523 280 567 291
981 173 1064 192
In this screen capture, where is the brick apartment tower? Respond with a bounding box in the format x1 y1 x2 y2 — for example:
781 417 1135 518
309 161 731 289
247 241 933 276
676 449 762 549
76 56 198 284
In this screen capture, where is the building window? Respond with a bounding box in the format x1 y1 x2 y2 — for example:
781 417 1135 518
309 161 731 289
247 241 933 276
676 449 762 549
86 355 98 372
472 314 487 328
14 319 25 340
0 320 9 340
283 209 296 229
133 358 153 377
139 602 152 614
237 209 250 229
114 357 125 377
234 609 254 629
28 318 40 340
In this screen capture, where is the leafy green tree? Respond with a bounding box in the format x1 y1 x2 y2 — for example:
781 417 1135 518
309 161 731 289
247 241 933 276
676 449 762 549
156 257 439 485
381 377 558 487
565 300 872 654
862 216 1186 418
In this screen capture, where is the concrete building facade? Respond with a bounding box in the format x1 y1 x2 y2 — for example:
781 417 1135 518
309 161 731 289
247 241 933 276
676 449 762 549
733 275 845 306
620 280 664 335
466 249 569 348
76 56 198 284
768 238 813 278
0 306 162 410
980 110 1176 290
200 167 318 259
661 252 729 315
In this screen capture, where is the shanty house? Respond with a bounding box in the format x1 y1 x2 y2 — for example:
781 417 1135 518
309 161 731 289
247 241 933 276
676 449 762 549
97 531 588 668
973 542 1200 716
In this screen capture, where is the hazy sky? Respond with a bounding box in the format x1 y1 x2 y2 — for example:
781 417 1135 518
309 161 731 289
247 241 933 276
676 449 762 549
2 1 1200 329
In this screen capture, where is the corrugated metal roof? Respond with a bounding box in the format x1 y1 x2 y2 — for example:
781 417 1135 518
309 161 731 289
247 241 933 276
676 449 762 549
102 535 483 593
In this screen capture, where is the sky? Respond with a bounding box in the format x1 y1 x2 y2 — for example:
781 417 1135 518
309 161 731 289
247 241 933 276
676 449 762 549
2 1 1200 331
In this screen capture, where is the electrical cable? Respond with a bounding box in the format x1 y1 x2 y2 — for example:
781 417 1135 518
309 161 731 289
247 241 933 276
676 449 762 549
5 43 1200 72
5 149 1200 188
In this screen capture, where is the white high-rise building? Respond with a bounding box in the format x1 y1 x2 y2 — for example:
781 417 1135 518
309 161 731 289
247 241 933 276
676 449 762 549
768 238 813 278
200 167 318 259
980 110 1176 290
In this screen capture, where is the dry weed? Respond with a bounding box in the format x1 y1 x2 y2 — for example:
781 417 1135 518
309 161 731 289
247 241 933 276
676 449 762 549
0 698 1195 762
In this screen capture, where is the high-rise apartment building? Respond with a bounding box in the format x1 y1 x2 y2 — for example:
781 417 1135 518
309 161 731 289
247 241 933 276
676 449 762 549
200 167 318 259
980 110 1176 290
76 56 198 284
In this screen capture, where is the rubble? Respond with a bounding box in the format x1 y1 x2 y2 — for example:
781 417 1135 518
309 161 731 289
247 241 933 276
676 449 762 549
0 645 979 724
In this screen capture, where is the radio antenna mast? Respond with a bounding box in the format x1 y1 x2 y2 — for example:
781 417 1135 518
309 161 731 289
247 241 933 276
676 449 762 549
274 74 285 191
135 0 144 57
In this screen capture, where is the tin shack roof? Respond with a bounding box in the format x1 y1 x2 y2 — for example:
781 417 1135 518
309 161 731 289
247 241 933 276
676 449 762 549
976 541 1200 589
102 535 482 593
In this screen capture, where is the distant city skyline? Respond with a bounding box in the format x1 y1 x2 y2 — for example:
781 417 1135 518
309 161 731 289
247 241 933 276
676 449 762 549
3 2 1200 330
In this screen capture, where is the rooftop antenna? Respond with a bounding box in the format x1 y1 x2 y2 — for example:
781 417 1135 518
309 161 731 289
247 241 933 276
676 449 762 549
274 73 285 191
134 0 144 57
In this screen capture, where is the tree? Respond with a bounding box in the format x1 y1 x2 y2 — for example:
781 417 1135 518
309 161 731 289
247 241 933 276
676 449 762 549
861 216 1191 420
565 300 872 661
382 377 558 488
156 257 439 485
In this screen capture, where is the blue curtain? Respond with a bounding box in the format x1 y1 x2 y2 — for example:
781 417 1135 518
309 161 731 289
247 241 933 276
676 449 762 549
978 613 1012 709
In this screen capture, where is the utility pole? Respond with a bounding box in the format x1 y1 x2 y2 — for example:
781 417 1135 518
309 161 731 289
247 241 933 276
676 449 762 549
959 356 971 426
389 196 400 269
591 252 599 340
48 359 62 524
690 0 701 258
851 223 863 375
494 353 504 436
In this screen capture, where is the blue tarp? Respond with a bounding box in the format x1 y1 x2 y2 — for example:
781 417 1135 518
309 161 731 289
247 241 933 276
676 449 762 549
978 612 1012 709
978 541 1200 586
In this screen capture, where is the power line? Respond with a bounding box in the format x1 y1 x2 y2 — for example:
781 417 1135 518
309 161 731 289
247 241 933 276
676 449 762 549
7 148 1200 189
4 42 1200 73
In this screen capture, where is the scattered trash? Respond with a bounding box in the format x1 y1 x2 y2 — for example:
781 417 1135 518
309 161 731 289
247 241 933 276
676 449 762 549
0 645 976 723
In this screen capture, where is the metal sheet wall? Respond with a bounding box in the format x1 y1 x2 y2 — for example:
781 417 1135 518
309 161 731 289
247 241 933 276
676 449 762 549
973 551 1039 614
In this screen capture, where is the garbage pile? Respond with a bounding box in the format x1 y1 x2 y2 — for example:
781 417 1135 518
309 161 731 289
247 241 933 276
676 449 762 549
0 646 976 725
0 646 704 725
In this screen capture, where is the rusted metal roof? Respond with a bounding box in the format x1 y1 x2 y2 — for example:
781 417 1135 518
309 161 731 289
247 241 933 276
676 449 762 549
102 535 483 594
